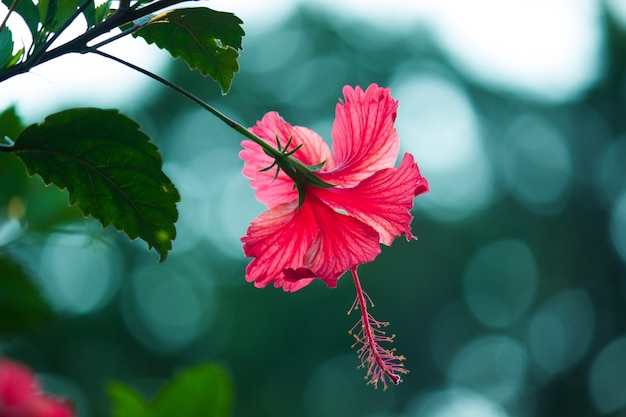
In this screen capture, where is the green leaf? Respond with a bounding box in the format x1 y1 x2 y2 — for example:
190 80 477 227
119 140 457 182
38 0 82 32
0 27 22 70
6 46 23 68
1 0 40 39
83 0 96 27
108 364 233 417
0 27 15 70
11 108 180 261
37 0 56 29
134 8 244 94
95 0 111 25
0 106 25 140
0 255 52 334
109 383 148 417
152 364 233 417
83 0 111 27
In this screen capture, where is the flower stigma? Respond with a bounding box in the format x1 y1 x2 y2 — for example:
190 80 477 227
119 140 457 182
348 267 408 390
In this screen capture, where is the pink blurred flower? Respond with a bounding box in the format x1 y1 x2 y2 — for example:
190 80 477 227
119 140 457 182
240 84 428 389
0 358 74 417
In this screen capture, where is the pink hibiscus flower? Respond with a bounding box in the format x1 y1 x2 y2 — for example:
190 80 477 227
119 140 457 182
0 358 74 417
240 84 428 389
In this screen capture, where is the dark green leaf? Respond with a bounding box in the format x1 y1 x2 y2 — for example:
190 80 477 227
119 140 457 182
0 27 15 70
38 0 81 32
0 255 52 334
37 0 56 29
0 106 25 140
109 383 148 417
134 8 244 94
83 0 96 27
95 0 111 25
11 108 180 261
83 0 110 27
2 0 39 38
152 364 233 417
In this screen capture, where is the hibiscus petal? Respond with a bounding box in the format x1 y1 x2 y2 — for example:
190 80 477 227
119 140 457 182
240 112 334 208
240 139 298 208
241 201 319 291
316 153 429 246
302 194 382 287
325 84 400 186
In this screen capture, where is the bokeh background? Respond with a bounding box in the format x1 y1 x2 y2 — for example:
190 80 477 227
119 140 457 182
2 0 626 416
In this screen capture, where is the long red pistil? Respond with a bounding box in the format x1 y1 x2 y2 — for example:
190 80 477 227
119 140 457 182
348 267 408 390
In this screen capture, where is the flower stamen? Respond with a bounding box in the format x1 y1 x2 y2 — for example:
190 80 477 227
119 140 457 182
348 267 408 390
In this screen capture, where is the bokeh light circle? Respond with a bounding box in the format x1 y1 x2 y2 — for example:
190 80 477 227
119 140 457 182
589 336 626 414
392 69 494 222
122 263 216 352
503 115 572 214
411 388 510 417
527 288 594 376
447 335 527 404
38 231 121 314
609 190 626 266
463 239 538 328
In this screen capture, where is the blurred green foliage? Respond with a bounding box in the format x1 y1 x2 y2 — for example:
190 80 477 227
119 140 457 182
109 363 233 417
0 256 51 333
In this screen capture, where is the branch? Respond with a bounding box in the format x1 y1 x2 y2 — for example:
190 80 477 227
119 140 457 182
27 0 95 66
0 0 190 83
90 49 270 149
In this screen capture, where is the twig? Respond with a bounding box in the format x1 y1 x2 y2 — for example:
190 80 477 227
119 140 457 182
0 0 19 32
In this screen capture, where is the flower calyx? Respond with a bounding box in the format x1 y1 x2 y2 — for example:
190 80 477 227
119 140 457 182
260 135 334 207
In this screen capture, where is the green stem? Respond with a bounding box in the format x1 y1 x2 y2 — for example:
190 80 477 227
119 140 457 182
91 49 334 201
88 25 138 50
91 49 292 160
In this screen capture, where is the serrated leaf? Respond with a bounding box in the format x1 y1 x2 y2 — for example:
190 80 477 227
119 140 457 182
11 108 180 261
2 0 39 39
108 383 149 417
0 255 52 334
95 0 111 25
152 364 233 417
134 8 244 94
